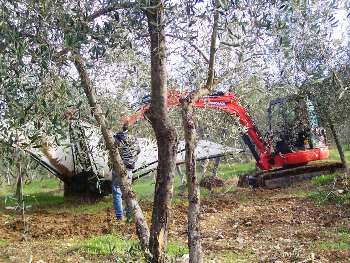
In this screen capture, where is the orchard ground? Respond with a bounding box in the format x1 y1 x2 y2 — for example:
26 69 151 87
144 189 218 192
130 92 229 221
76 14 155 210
0 149 349 263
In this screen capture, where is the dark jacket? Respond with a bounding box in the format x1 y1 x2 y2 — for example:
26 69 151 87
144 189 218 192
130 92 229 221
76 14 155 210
113 131 140 170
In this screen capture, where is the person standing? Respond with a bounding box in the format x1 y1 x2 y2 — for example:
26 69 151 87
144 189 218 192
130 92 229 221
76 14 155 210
112 123 140 220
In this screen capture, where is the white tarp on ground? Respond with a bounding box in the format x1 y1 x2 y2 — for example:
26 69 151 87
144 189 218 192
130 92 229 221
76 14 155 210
133 138 242 176
2 121 243 180
27 137 242 180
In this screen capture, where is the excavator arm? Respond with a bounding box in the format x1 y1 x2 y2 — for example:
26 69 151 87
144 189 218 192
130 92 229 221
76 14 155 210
123 90 273 170
124 90 334 187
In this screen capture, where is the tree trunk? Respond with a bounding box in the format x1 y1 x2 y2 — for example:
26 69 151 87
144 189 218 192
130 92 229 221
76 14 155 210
328 116 349 175
181 101 203 263
146 2 178 262
176 165 186 185
15 162 23 204
199 159 209 178
180 4 219 262
73 54 150 250
211 157 221 177
6 167 11 185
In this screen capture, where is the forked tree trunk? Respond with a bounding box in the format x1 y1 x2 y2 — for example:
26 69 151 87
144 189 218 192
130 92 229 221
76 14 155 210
146 2 178 262
181 101 203 263
73 54 150 249
181 4 219 262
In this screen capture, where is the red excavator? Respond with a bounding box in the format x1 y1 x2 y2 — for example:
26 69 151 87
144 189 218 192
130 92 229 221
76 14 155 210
124 90 342 187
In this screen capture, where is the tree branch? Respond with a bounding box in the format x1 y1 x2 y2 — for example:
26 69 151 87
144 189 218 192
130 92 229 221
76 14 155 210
166 34 210 63
87 2 136 21
205 6 219 88
189 43 210 64
192 5 220 102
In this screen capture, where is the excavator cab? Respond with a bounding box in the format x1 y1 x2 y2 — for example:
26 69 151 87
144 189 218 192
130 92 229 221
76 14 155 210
268 95 327 156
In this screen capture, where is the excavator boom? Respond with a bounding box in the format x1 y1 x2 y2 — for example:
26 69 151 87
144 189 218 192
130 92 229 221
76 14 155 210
124 90 331 177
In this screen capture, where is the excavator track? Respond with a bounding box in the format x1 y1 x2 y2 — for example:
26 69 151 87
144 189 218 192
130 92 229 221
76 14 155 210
238 161 345 188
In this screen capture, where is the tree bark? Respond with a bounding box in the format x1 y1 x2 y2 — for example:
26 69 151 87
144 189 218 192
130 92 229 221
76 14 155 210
180 4 219 263
328 115 349 175
211 157 221 177
181 101 203 263
6 166 11 185
73 54 150 250
176 165 186 185
15 162 23 204
145 2 178 262
199 159 209 178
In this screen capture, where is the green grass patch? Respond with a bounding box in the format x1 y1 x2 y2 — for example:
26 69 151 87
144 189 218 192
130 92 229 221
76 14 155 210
310 173 339 186
336 225 350 234
0 184 12 196
0 160 256 212
0 239 8 247
208 249 255 262
132 175 156 200
0 178 64 211
308 170 350 206
309 190 350 205
68 234 138 257
22 178 61 194
317 240 350 250
133 172 188 201
0 177 62 195
67 234 187 261
312 225 350 250
50 196 113 214
218 162 255 180
328 148 350 162
313 229 350 251
166 240 188 258
133 161 255 198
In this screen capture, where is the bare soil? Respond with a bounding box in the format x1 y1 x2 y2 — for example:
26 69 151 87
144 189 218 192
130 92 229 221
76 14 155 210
1 182 350 263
